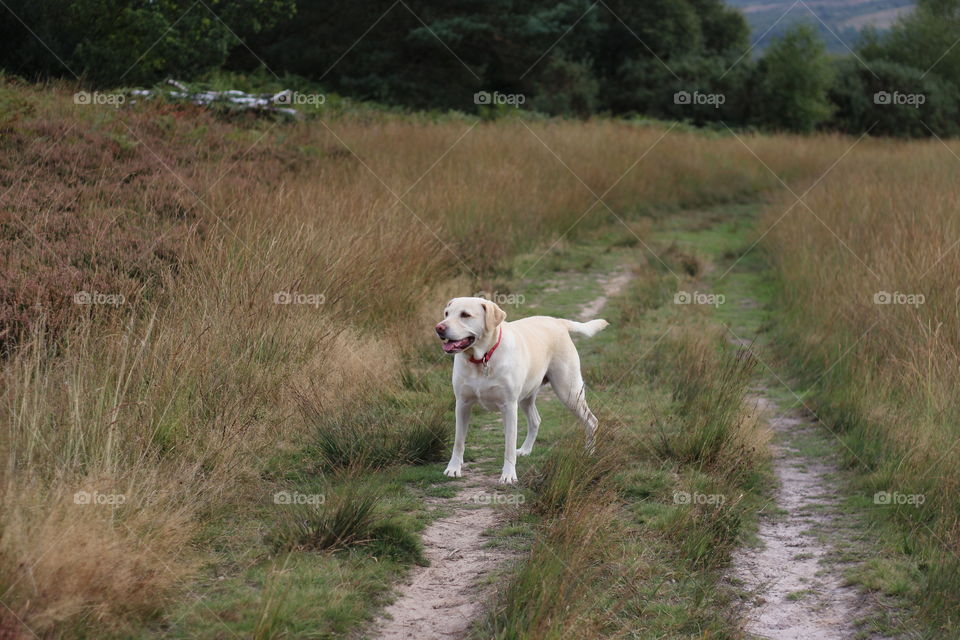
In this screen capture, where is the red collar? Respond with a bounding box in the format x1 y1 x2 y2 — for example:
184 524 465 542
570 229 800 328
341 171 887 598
468 328 502 366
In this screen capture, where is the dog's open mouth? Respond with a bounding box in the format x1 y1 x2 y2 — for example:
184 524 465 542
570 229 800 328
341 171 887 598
442 336 475 353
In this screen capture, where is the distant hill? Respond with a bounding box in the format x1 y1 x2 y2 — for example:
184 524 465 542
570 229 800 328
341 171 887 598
726 0 914 52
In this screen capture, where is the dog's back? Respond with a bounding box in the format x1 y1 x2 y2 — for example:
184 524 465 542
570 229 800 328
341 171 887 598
506 315 607 375
507 315 608 343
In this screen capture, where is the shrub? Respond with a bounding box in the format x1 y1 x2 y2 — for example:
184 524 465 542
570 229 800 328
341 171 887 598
652 327 765 487
526 423 627 517
659 477 746 568
302 395 450 471
267 480 422 561
487 494 622 638
827 58 960 137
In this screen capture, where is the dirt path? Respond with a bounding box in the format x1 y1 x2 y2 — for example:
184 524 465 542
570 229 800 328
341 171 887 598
660 207 884 639
652 207 900 639
371 476 506 640
731 395 865 639
578 266 631 320
369 265 631 640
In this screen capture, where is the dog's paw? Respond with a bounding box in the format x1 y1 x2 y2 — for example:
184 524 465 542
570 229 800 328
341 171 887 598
499 468 518 485
443 464 463 478
517 446 533 457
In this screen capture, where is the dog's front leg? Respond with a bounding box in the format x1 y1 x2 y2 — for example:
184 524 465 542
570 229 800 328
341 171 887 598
444 398 473 478
499 400 519 485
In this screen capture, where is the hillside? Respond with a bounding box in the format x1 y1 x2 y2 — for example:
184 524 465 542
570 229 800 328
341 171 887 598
728 0 913 51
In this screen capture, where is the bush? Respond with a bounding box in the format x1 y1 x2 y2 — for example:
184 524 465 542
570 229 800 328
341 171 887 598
302 395 450 471
487 493 621 638
660 481 745 568
652 327 764 486
827 58 960 137
267 481 423 562
526 425 626 517
268 481 380 552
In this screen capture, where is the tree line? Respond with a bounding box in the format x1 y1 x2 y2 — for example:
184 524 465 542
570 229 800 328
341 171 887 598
2 0 959 136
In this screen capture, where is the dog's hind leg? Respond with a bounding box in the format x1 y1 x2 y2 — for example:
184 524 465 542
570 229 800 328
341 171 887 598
518 392 541 456
548 362 598 451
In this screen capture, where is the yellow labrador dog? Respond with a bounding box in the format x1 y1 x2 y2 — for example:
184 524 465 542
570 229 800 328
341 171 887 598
435 297 608 484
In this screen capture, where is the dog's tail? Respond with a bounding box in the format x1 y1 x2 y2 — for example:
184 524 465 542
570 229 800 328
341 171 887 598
562 318 609 338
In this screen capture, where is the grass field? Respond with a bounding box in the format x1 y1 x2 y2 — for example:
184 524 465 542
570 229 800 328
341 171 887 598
2 79 959 638
763 140 960 631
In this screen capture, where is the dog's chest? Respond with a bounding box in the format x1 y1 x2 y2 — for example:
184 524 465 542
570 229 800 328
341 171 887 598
457 372 510 410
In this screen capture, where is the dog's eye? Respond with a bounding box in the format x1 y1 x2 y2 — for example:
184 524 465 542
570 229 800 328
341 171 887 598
460 312 471 318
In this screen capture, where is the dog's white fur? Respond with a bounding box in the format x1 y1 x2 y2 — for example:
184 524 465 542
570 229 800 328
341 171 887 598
435 297 608 484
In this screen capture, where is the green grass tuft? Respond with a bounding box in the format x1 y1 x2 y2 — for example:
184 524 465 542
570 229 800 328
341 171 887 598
301 395 450 472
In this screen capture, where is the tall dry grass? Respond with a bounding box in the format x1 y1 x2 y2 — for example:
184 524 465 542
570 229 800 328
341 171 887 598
0 81 857 635
764 137 960 620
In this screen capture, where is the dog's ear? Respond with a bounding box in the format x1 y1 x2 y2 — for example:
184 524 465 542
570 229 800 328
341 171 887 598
481 301 506 336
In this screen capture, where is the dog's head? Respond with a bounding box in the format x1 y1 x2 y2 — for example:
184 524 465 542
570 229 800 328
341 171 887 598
435 297 506 354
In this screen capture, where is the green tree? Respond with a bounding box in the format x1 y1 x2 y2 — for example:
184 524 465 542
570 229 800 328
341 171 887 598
858 0 960 93
528 56 600 117
246 0 750 118
752 23 834 132
0 0 294 86
596 0 749 116
828 58 960 137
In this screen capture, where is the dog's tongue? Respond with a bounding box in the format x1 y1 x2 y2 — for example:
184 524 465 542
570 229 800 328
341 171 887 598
443 338 471 352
